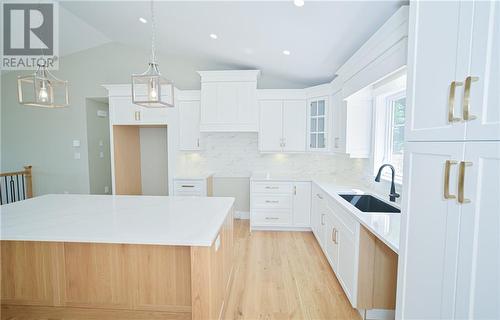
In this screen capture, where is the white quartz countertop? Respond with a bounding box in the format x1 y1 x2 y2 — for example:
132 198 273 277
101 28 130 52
1 194 234 247
313 181 400 253
250 172 312 182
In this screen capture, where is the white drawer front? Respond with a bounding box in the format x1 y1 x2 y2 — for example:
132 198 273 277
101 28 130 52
252 210 292 225
174 180 203 193
175 190 204 197
252 182 292 194
252 194 292 209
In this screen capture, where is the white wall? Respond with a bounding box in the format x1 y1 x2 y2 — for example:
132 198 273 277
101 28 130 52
140 127 168 196
85 99 111 194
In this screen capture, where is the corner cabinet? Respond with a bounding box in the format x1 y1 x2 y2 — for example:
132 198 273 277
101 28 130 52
307 96 330 152
198 70 260 132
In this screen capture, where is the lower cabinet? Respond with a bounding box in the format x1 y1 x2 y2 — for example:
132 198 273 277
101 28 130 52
311 183 398 314
250 180 311 229
173 176 213 196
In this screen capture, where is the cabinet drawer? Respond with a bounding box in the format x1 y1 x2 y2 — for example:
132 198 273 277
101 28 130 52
174 181 204 193
327 198 357 235
252 194 292 209
252 210 292 225
252 182 292 194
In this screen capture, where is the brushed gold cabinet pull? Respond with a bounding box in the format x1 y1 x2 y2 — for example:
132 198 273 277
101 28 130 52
444 160 458 199
321 214 325 225
463 76 478 121
331 228 335 242
448 81 463 123
458 161 472 204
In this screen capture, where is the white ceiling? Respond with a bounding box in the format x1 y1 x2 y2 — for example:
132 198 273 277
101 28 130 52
60 0 405 88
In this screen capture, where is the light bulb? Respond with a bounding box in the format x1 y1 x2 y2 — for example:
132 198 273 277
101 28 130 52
148 79 158 100
38 86 49 102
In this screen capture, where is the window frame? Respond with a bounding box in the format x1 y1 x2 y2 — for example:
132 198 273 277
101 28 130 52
373 90 406 184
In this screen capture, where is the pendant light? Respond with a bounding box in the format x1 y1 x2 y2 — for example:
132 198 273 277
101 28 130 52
132 0 174 108
17 60 69 108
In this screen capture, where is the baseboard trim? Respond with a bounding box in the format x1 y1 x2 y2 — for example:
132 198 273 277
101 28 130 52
234 211 250 219
358 308 395 320
250 225 312 232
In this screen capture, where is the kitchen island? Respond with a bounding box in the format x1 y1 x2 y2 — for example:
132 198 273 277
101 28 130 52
1 194 235 320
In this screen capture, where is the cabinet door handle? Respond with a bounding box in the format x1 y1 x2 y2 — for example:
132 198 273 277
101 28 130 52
458 161 472 204
321 213 325 225
181 185 195 188
293 186 297 195
444 160 458 199
331 227 335 242
197 138 200 148
265 200 279 204
448 81 463 123
265 186 279 189
316 193 323 200
463 76 478 121
265 217 279 220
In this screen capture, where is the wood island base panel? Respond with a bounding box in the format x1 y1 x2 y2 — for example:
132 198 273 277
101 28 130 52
1 211 234 320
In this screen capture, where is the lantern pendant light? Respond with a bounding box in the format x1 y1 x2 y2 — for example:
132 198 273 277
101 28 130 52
17 60 69 108
131 0 174 108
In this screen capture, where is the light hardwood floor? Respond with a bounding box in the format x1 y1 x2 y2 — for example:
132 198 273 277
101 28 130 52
222 220 360 320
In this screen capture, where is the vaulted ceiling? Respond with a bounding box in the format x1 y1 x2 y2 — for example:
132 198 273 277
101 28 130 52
60 0 405 88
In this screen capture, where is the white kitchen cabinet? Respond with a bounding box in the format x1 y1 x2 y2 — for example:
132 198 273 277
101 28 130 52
331 90 347 153
399 141 500 320
198 70 260 132
465 1 500 140
179 100 201 151
406 1 499 142
405 1 469 141
399 142 464 319
336 216 356 303
454 142 499 319
259 100 307 152
307 97 329 152
292 182 311 227
110 97 169 125
283 101 307 152
311 185 324 241
324 212 339 272
250 180 311 230
259 100 283 152
173 175 213 197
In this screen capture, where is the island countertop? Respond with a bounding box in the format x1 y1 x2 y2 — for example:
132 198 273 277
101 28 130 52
1 194 235 247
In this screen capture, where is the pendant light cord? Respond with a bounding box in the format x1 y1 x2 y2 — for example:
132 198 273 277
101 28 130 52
150 0 156 64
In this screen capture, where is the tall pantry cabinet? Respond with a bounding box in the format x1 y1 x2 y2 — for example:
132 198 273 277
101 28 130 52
397 1 499 319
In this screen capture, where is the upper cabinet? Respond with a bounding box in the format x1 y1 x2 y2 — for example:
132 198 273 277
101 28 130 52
259 90 307 153
307 96 329 152
178 90 201 151
406 1 499 142
331 89 347 153
198 70 260 132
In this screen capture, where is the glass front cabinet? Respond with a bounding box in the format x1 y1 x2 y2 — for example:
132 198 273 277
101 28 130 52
308 96 329 152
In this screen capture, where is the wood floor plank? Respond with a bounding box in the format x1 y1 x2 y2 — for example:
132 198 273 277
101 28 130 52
222 220 360 320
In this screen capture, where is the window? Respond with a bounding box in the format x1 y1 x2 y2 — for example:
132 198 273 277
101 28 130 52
373 90 406 183
308 98 328 151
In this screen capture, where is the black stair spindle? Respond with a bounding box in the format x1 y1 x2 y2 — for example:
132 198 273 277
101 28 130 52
10 176 15 202
21 173 26 200
4 176 9 203
16 174 20 201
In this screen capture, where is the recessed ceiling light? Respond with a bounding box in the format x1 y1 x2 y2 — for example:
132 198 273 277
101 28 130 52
139 17 147 24
294 0 305 7
283 50 291 56
209 33 218 39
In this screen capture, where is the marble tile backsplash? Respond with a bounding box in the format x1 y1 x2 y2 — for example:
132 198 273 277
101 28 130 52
176 133 402 203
